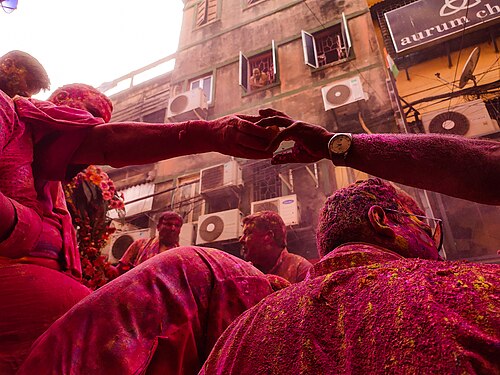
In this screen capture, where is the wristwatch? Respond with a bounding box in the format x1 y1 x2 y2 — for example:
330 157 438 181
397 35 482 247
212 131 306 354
327 133 353 159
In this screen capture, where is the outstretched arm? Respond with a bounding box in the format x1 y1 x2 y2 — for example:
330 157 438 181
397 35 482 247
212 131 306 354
71 112 281 167
344 133 499 205
260 118 500 205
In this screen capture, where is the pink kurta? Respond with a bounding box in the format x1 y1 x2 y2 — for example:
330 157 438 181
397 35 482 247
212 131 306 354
18 246 281 375
201 243 500 374
0 92 103 373
1 94 104 274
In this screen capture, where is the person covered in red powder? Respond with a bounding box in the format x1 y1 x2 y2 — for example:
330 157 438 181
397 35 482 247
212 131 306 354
18 246 281 375
257 114 500 206
201 178 500 374
0 50 281 374
0 53 100 373
240 210 312 283
116 211 184 274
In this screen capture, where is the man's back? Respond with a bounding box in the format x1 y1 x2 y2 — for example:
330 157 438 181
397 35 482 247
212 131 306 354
201 244 500 374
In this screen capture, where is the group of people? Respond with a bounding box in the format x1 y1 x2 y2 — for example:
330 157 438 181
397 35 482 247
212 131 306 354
116 208 312 284
1 50 499 374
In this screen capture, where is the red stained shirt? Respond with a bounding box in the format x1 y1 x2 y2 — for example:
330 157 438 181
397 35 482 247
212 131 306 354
201 243 500 374
268 248 312 283
18 247 281 375
118 237 169 269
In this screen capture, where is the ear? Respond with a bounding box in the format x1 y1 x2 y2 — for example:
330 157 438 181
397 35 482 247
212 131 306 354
264 230 280 248
368 205 396 238
264 230 275 241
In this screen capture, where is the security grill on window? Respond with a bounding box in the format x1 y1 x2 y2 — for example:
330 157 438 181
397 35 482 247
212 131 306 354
239 41 277 92
251 160 282 201
302 13 352 68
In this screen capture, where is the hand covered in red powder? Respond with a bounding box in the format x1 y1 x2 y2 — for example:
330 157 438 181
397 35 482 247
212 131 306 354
199 109 289 159
256 116 333 163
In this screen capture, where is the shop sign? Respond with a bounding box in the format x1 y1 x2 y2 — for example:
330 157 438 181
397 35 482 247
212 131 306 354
385 0 500 53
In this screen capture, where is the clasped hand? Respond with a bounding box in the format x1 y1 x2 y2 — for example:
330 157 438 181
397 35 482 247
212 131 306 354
214 108 331 163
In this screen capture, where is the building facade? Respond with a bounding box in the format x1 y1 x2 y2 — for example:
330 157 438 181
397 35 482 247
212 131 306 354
101 0 499 264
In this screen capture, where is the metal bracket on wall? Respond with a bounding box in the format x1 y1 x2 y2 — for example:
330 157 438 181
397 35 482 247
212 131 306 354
304 164 319 188
278 170 294 193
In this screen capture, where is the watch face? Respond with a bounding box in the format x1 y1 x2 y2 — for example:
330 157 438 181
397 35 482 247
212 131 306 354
330 134 352 154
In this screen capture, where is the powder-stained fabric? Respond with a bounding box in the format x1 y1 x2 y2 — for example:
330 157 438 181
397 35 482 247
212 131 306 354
0 92 102 373
268 249 312 283
201 243 500 374
119 237 162 268
18 247 279 375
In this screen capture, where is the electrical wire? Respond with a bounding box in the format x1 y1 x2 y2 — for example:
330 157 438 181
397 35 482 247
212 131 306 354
446 0 471 114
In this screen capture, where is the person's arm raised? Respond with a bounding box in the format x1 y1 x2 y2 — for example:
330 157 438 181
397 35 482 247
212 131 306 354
71 111 281 168
260 117 500 205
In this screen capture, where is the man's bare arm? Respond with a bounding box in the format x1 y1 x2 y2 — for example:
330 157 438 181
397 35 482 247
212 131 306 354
344 133 500 205
71 115 280 167
261 118 500 205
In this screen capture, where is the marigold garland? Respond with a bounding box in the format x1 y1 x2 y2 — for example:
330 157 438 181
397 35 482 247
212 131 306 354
64 165 125 289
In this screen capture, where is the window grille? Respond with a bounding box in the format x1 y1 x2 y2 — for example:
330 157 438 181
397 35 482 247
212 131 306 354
239 41 277 92
249 51 276 86
173 174 205 223
315 26 346 67
301 14 351 69
252 161 282 201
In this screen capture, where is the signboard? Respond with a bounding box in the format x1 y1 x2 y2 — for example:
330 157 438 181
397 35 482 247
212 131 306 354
385 0 500 53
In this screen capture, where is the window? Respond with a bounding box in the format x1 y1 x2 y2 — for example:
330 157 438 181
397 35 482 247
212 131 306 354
190 74 213 104
196 0 218 26
142 109 166 123
173 173 205 223
152 180 174 212
252 161 282 201
239 41 277 92
302 13 352 68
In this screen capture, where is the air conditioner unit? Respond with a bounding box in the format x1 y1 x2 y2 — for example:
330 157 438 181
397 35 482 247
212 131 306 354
101 228 151 264
199 160 243 196
179 222 196 246
251 194 300 226
196 209 243 245
421 100 498 138
166 88 208 121
321 75 365 110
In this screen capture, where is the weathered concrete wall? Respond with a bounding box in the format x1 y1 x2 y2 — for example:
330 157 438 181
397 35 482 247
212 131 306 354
110 74 172 122
105 0 399 259
175 0 396 133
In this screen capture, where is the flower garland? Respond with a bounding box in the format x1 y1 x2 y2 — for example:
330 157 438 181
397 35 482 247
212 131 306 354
64 165 125 290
